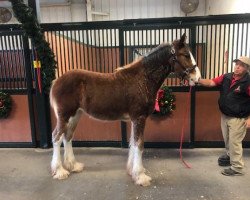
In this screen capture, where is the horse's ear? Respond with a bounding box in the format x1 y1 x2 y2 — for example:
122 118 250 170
180 33 187 45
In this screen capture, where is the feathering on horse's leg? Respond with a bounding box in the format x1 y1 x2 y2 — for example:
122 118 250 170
131 116 152 187
51 118 70 180
127 123 135 176
63 109 84 173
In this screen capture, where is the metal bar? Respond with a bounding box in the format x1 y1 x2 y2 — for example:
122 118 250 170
227 24 231 73
77 30 82 69
11 34 20 89
98 29 102 72
90 30 95 71
70 30 75 70
60 31 67 74
101 29 105 70
23 35 37 147
222 24 228 74
110 29 114 72
106 29 110 72
119 28 127 148
166 29 169 85
124 31 127 65
149 29 152 49
213 25 217 78
115 29 119 68
86 30 90 71
197 25 200 72
53 31 59 77
0 35 7 89
246 23 249 56
205 25 208 78
65 30 70 72
201 25 205 77
93 29 98 72
109 29 113 71
130 30 133 61
8 36 18 89
218 24 221 77
241 23 244 56
74 30 78 69
231 24 235 72
236 23 240 58
4 35 12 89
82 30 87 70
170 29 173 86
190 26 196 145
209 25 213 79
69 30 73 70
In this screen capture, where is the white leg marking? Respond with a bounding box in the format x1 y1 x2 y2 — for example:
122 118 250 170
51 136 70 180
63 139 84 173
67 108 83 131
127 143 135 176
127 125 135 176
132 146 152 187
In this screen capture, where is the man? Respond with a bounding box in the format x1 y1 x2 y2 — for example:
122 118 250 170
198 56 250 176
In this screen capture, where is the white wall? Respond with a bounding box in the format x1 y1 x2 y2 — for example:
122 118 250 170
37 0 250 23
92 0 205 21
206 0 250 15
1 0 250 24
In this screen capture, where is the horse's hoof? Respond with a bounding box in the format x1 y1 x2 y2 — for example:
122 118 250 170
134 173 152 187
71 162 84 173
52 167 70 180
127 166 132 176
64 160 84 173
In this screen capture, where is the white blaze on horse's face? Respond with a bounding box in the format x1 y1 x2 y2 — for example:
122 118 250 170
188 51 201 86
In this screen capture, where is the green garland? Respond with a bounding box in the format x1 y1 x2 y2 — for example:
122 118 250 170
9 0 56 93
152 85 176 117
0 92 12 119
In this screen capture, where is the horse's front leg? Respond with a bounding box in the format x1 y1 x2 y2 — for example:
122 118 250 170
63 139 84 173
129 116 152 186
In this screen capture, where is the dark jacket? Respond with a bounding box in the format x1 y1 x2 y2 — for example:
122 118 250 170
218 72 250 118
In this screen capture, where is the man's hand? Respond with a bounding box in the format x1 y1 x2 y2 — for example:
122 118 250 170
197 78 216 87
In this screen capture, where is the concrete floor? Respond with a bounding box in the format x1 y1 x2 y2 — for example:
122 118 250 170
0 148 249 200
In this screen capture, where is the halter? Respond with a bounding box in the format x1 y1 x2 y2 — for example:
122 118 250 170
170 45 197 81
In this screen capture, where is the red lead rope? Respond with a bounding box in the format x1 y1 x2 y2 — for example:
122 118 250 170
179 85 192 168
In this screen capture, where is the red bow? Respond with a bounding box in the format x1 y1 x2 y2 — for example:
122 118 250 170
154 89 164 112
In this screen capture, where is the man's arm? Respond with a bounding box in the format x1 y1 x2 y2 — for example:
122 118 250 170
198 79 217 87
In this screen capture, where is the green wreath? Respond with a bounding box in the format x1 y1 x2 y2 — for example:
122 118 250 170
9 0 56 93
0 92 12 119
152 85 176 117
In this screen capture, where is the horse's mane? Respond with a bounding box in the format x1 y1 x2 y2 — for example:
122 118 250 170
142 43 172 67
115 58 143 72
115 42 172 72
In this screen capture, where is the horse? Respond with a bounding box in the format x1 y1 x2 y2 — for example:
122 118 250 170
50 33 201 186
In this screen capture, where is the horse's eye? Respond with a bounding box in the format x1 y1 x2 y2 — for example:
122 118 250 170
184 54 190 58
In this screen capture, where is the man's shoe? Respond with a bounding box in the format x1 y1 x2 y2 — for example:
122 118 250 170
218 154 230 166
221 168 243 176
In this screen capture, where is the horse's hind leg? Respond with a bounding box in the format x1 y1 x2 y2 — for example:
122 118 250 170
127 124 134 176
51 119 70 180
63 109 84 173
130 116 152 186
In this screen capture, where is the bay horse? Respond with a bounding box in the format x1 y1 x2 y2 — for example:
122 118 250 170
50 33 201 186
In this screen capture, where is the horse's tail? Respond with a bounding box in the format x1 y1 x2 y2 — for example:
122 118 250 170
49 80 56 109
